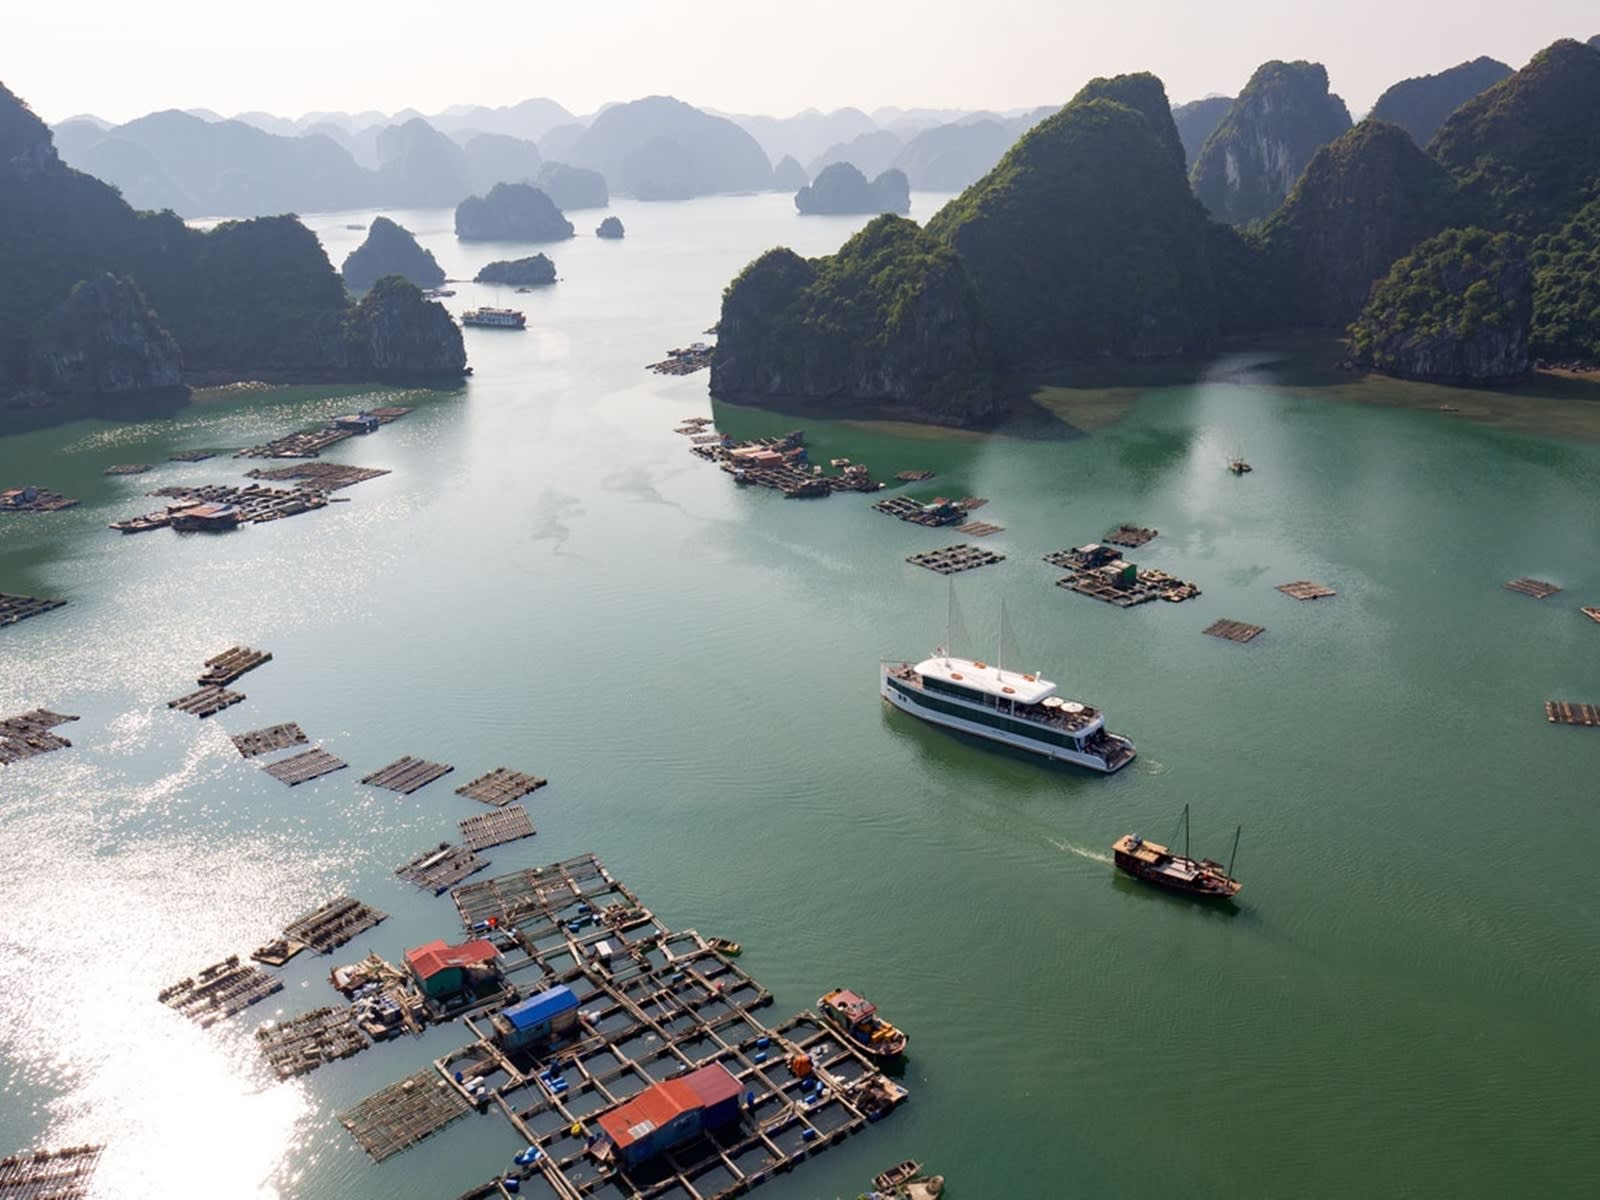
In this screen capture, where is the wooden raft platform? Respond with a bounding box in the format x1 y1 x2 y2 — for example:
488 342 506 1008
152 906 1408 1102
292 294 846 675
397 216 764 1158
459 804 536 851
1506 577 1561 599
872 494 963 527
894 469 935 482
1545 701 1600 727
0 488 76 513
167 448 220 462
1057 568 1200 606
907 543 1005 575
396 842 489 894
0 594 66 627
103 463 151 476
0 710 77 767
1204 619 1266 643
956 520 1004 536
199 645 272 686
257 1007 370 1079
167 686 245 718
362 756 454 795
1277 581 1337 601
246 463 390 490
339 1068 474 1162
158 956 282 1027
1104 525 1157 548
263 748 347 785
231 723 308 758
456 767 547 807
236 427 352 459
0 1145 103 1199
283 897 388 953
250 936 306 967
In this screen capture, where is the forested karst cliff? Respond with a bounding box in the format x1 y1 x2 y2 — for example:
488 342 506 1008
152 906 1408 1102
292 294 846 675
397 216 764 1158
1368 57 1512 148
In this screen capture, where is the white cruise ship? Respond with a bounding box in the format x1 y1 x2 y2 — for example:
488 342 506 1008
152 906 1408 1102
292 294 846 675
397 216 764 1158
460 307 526 329
880 654 1135 772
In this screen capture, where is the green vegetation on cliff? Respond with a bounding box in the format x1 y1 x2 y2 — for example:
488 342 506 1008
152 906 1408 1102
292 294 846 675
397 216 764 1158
711 215 996 425
1369 57 1512 148
927 84 1215 366
1348 227 1531 381
1530 197 1600 361
1260 120 1462 326
1429 39 1600 233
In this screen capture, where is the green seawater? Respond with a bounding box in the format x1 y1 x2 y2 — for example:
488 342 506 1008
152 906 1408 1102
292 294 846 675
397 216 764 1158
1 193 1597 1199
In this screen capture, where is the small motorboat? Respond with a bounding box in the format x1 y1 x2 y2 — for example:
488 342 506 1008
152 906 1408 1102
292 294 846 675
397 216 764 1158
707 937 742 956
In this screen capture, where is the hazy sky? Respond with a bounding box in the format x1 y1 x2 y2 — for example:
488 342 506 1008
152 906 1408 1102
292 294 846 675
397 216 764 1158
10 0 1598 124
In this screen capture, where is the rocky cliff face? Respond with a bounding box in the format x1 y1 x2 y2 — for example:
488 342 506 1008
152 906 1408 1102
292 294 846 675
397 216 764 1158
1190 61 1353 226
794 162 910 214
473 254 557 285
595 216 625 239
711 217 997 426
1172 96 1232 169
565 96 774 197
535 161 608 210
1368 57 1512 148
454 182 574 241
341 216 446 292
348 277 465 376
772 154 807 191
1348 227 1531 382
1261 120 1460 327
28 273 183 395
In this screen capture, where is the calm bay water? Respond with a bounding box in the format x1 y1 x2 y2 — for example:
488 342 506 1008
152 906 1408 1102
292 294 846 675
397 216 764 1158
1 192 1597 1198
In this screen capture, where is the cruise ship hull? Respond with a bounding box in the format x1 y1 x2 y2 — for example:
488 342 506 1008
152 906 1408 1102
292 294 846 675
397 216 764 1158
879 664 1132 773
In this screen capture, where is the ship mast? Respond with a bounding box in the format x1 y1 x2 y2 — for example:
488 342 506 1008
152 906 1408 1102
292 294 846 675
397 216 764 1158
997 598 1006 679
1227 825 1241 880
1182 803 1190 860
944 578 953 666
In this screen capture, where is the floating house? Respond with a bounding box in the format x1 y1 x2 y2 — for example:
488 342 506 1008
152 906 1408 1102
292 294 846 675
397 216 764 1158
332 413 381 434
169 502 241 532
491 985 579 1052
0 486 39 508
404 939 501 1000
595 1064 743 1169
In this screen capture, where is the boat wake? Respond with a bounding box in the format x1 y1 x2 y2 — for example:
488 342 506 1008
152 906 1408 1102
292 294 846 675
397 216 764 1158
1046 836 1113 865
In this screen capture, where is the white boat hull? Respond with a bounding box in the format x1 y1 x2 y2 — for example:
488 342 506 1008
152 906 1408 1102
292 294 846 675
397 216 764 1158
879 665 1131 773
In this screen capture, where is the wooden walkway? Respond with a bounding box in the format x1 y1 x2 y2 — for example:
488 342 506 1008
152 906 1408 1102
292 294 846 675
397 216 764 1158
339 1068 473 1162
907 543 1005 575
362 756 454 795
198 646 272 686
1505 577 1561 599
231 723 307 758
167 686 245 718
1204 619 1265 643
0 1145 103 1199
263 748 347 785
459 805 536 851
456 768 547 807
158 956 281 1027
1545 701 1600 727
0 710 77 767
283 897 387 953
1104 525 1157 548
1276 581 1337 601
257 1007 370 1079
0 594 66 627
396 843 489 895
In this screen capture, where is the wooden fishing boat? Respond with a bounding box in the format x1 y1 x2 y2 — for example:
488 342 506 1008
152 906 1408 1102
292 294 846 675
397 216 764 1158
818 988 907 1061
707 936 742 956
1112 804 1241 900
873 1161 922 1190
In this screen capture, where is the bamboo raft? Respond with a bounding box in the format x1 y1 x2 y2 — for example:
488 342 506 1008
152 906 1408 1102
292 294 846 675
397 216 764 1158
894 470 935 482
257 1007 370 1079
1204 619 1266 643
0 488 77 512
263 748 347 785
283 897 388 954
1505 577 1562 599
1103 525 1158 548
396 842 489 894
338 1069 474 1162
167 686 245 718
956 520 1004 537
0 594 66 627
0 710 77 767
103 463 151 476
158 956 282 1027
1545 701 1600 727
907 544 1005 575
362 756 454 795
1276 581 1337 601
198 646 272 687
250 937 306 967
456 768 547 807
0 1145 103 1199
231 723 308 758
365 406 413 423
246 463 391 490
459 805 536 851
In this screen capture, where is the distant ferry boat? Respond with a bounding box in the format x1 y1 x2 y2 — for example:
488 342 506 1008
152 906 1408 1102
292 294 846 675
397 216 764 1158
879 593 1135 772
461 307 526 329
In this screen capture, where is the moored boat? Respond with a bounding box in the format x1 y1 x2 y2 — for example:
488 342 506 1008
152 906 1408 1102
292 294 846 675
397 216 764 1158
707 936 742 956
818 988 907 1061
1112 804 1241 900
461 307 526 329
880 588 1135 772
